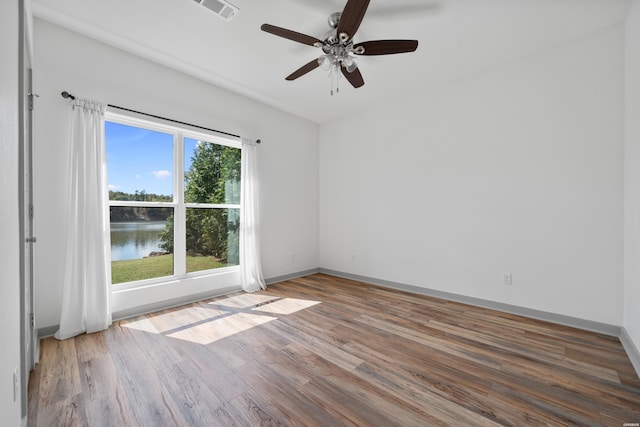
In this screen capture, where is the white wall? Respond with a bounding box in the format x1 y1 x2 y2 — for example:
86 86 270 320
33 20 319 328
624 0 640 355
320 26 624 325
0 0 24 424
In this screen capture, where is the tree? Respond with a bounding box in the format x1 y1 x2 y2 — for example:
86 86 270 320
109 190 172 222
159 141 240 263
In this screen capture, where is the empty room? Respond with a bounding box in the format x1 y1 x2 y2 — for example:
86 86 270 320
2 0 640 425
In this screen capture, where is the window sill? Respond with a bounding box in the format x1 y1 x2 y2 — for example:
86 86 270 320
111 267 241 318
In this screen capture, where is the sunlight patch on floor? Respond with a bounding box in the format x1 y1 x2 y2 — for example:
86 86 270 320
166 312 277 345
122 294 322 345
120 317 160 334
122 305 228 333
211 293 279 309
252 298 321 315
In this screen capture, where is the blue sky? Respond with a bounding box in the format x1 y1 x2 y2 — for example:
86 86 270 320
106 121 197 196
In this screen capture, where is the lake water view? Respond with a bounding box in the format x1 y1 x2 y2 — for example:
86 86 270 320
110 221 167 261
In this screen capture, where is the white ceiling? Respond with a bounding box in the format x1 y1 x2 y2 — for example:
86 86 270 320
32 0 631 124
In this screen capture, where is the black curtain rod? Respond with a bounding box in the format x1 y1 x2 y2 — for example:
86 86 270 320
61 91 260 143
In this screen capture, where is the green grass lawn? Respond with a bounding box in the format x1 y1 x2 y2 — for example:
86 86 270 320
111 254 227 284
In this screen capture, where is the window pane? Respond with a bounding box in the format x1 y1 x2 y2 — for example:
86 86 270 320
106 121 174 201
184 138 241 204
186 208 239 273
110 207 174 284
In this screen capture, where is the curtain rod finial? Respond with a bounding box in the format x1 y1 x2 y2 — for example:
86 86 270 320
61 91 75 100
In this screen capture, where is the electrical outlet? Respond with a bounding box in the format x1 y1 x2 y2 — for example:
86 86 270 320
502 272 512 286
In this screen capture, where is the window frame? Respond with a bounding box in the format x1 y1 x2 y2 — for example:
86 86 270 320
105 110 242 289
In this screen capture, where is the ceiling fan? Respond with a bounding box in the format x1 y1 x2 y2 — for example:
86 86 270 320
261 0 419 94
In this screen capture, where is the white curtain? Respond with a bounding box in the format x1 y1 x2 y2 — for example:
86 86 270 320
55 98 112 340
239 137 266 292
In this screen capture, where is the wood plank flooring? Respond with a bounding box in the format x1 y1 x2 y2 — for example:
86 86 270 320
29 274 640 426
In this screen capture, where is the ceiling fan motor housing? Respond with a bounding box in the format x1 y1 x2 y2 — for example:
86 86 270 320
320 13 363 69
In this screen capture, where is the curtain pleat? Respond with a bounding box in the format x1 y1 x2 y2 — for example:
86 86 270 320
55 99 112 340
239 137 266 292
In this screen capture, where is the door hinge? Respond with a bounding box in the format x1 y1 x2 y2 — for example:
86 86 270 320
30 313 35 329
27 92 39 111
29 204 34 220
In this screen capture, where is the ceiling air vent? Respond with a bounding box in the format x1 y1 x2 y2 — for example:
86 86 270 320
193 0 239 21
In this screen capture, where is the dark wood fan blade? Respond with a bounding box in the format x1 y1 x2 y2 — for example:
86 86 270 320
341 65 365 88
353 40 419 55
286 59 320 81
336 0 370 42
261 24 322 47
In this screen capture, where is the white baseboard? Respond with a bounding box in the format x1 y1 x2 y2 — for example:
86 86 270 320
620 327 640 378
265 268 320 285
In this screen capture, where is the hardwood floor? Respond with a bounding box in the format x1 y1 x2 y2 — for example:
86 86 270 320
29 274 640 426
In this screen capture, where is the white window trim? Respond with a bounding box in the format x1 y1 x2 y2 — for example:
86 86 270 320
105 110 242 289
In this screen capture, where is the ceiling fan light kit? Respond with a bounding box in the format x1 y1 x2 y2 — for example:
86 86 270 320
261 0 418 94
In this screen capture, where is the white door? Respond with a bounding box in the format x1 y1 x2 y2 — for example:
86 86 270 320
19 0 35 418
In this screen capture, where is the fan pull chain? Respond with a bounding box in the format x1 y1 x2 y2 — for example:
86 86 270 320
329 63 333 95
331 65 336 96
330 64 341 96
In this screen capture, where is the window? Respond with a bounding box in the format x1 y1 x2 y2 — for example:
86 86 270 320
106 113 241 285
